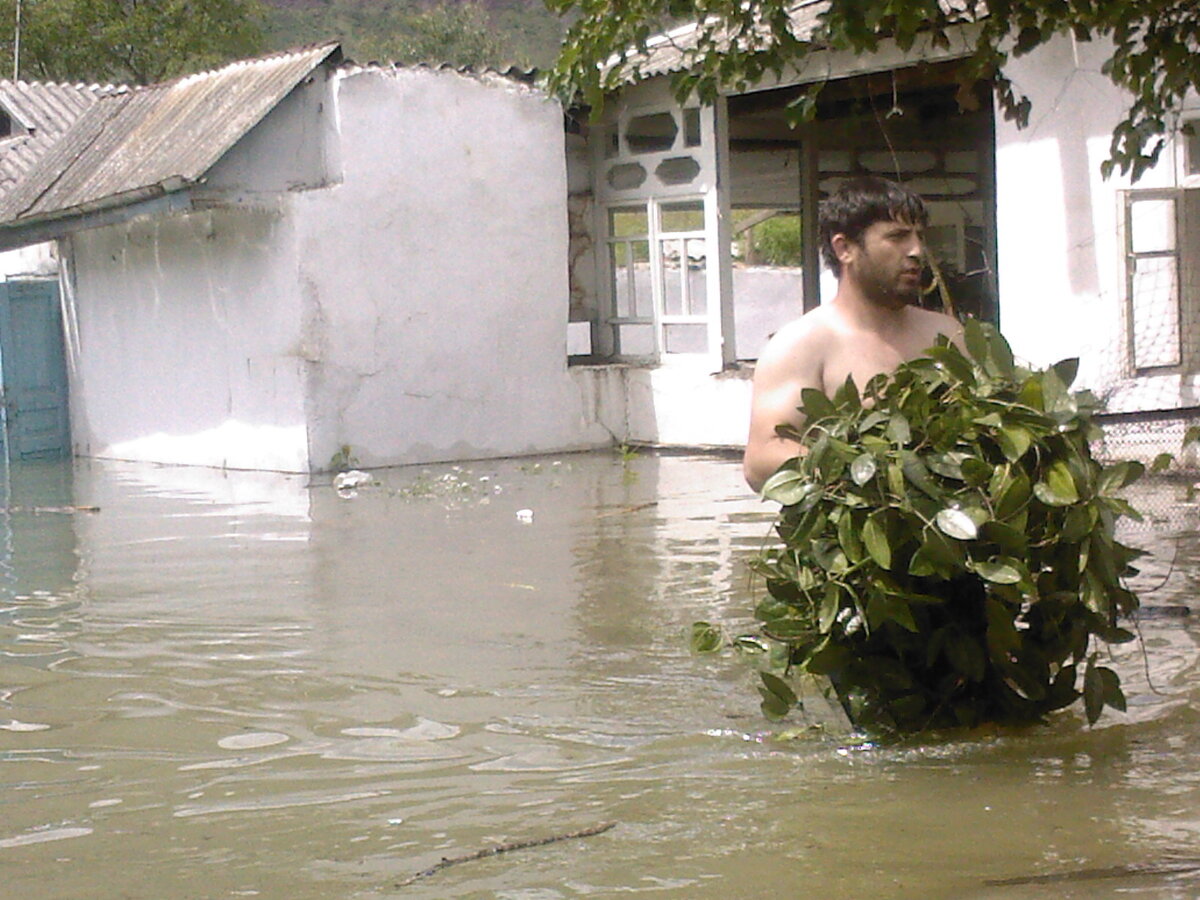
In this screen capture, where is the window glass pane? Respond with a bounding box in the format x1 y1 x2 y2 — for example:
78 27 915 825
625 112 678 154
1186 120 1200 176
661 238 707 317
1129 197 1176 254
683 108 702 147
611 241 650 318
663 323 708 353
660 200 704 233
1131 256 1181 368
608 206 648 236
655 156 702 186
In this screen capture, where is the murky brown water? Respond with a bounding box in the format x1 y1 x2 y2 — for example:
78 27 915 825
0 453 1198 900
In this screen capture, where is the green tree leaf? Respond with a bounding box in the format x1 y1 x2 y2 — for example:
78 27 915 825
936 507 978 540
972 558 1023 584
862 511 892 569
690 621 724 653
850 452 877 486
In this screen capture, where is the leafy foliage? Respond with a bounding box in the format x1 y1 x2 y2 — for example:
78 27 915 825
743 322 1144 734
748 214 803 267
2 0 267 84
260 0 566 69
546 0 1200 181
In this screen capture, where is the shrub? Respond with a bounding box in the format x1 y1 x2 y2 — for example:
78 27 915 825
740 322 1144 734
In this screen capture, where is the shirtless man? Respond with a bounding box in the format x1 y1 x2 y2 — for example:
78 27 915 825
743 176 963 492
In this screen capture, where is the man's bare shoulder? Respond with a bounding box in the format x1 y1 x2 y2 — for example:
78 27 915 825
758 307 837 365
907 306 964 346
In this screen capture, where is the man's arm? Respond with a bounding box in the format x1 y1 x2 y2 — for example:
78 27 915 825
743 320 824 492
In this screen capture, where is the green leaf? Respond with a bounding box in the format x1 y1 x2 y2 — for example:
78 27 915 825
805 639 852 675
887 413 912 446
1036 460 1079 506
1083 662 1104 725
936 507 978 540
972 558 1024 584
901 453 942 500
979 520 1028 556
862 511 892 569
996 425 1032 462
1149 452 1173 474
690 621 723 653
819 583 841 632
1098 460 1144 494
850 452 877 486
800 387 837 421
961 457 992 488
760 670 797 708
833 375 861 409
837 511 865 564
926 344 975 384
962 317 990 366
946 632 986 682
761 469 815 506
1097 666 1126 712
1060 504 1095 542
1051 357 1080 389
985 327 1016 379
926 451 967 480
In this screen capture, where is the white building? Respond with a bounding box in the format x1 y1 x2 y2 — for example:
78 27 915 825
0 10 1196 472
0 44 620 471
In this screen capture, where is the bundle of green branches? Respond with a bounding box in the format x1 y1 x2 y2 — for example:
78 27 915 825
749 321 1145 734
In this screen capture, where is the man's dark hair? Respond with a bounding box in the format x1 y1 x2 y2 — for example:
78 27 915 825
818 176 929 276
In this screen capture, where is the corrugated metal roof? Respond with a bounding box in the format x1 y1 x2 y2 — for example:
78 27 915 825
0 41 341 229
0 81 120 195
608 0 981 83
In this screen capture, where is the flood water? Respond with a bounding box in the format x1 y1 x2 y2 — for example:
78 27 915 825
1 452 1198 900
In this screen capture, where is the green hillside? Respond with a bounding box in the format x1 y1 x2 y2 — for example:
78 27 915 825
260 0 567 69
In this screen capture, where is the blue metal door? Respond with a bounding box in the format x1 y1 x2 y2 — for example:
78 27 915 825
0 279 70 461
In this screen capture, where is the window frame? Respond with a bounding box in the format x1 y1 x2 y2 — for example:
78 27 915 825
1123 188 1184 374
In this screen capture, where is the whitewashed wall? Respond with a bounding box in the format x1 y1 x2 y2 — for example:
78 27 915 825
995 34 1199 416
64 65 618 472
64 205 312 471
293 66 610 469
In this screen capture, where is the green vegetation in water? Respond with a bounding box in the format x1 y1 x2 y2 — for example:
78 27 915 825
327 444 360 473
698 321 1151 735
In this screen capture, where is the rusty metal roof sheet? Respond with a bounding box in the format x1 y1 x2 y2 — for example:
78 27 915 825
609 0 980 83
0 41 341 228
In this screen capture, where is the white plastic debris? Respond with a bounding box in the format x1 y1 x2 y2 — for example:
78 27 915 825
334 470 372 492
515 508 534 524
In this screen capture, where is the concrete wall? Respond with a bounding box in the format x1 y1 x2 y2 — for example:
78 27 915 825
64 65 615 472
292 66 610 469
63 205 312 471
995 34 1200 420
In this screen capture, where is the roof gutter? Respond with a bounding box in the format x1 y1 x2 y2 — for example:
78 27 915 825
0 176 193 252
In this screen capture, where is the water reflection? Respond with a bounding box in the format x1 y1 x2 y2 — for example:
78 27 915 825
0 454 1196 899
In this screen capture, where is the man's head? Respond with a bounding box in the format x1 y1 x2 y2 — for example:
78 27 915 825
818 176 929 278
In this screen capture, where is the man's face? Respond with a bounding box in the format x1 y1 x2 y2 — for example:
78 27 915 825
844 218 924 308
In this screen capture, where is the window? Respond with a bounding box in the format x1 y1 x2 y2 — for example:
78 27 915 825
1185 118 1200 177
592 103 720 363
1125 189 1200 372
604 198 710 358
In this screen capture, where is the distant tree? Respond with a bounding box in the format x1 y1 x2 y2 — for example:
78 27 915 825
546 0 1200 181
1 0 267 84
358 2 505 67
260 0 564 69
